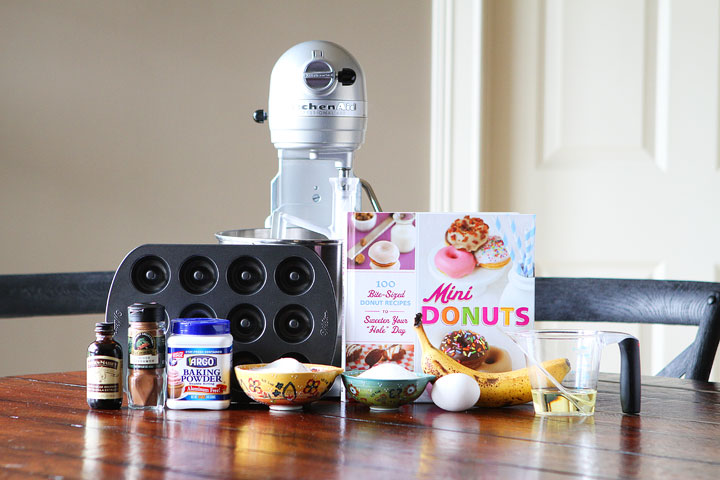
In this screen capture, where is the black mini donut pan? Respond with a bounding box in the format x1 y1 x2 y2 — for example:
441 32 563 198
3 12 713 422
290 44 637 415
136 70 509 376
107 244 338 399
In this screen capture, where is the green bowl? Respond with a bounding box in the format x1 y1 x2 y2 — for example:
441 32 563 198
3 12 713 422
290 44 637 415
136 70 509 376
341 370 435 411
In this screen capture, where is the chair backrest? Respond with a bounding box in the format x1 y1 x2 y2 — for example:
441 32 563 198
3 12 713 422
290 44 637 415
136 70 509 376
0 272 113 318
536 277 720 381
3 273 718 381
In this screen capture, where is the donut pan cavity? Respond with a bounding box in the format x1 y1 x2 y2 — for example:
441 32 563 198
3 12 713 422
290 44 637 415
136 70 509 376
106 244 338 401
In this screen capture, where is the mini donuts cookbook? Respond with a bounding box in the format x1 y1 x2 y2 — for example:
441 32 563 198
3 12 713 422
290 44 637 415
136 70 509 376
343 212 536 401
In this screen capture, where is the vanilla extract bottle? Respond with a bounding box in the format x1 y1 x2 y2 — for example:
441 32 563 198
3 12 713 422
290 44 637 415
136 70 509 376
87 322 123 409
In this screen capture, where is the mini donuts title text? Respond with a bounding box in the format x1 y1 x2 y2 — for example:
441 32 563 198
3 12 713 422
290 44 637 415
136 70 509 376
421 282 530 327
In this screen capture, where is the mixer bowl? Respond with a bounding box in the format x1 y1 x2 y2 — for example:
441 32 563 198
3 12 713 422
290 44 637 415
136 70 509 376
215 228 341 298
216 228 343 368
216 228 336 244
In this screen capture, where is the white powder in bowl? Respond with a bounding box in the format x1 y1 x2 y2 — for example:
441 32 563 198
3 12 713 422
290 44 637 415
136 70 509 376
357 363 418 380
252 358 310 373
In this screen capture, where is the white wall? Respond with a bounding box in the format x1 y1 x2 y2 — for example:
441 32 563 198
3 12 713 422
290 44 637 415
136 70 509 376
0 0 431 376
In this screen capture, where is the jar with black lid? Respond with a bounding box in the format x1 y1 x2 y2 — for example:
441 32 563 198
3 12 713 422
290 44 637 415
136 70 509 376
87 322 123 410
127 302 167 410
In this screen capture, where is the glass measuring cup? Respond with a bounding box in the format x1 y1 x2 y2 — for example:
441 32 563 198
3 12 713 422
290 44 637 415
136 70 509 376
507 330 641 416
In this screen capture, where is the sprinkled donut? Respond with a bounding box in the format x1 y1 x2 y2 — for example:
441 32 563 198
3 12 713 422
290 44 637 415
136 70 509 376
439 330 489 369
445 216 490 252
434 246 476 278
474 236 510 269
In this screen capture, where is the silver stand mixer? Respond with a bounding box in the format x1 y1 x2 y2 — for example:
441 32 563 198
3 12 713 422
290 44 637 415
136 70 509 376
218 41 383 369
253 40 381 239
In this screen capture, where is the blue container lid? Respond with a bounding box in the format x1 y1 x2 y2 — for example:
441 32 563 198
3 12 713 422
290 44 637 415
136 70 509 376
171 318 230 336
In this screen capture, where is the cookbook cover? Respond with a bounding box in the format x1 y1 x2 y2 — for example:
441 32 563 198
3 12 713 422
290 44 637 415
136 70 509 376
342 212 536 401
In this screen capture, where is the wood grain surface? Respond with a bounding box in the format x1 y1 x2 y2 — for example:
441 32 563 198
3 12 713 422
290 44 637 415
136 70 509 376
1 372 719 479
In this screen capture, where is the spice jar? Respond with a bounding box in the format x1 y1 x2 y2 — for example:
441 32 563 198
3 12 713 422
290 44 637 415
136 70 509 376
127 302 166 410
87 322 123 410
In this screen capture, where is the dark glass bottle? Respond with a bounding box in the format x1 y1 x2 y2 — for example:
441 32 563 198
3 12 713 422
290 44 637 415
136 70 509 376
87 322 123 410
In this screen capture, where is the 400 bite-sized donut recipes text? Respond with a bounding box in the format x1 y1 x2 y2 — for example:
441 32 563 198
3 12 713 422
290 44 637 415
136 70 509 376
343 212 536 404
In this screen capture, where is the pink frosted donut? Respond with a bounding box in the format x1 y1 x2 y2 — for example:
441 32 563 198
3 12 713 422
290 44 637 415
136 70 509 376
368 241 400 268
434 246 476 278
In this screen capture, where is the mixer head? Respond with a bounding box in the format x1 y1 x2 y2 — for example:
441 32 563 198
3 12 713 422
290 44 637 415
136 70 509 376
255 40 367 167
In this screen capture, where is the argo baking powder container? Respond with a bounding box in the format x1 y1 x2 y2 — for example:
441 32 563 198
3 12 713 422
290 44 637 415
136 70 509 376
166 318 232 410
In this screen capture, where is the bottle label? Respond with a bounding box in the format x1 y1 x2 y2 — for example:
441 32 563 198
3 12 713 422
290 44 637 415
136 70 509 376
87 355 122 399
167 346 232 402
128 332 165 369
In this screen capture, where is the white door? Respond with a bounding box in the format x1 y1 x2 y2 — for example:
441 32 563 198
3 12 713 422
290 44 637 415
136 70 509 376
474 0 720 379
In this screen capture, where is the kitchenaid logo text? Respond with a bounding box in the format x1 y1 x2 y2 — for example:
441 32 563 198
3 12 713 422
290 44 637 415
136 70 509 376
422 283 530 327
298 102 356 111
290 100 366 117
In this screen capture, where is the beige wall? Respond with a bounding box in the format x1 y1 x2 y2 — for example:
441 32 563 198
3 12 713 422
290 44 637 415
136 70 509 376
0 1 431 376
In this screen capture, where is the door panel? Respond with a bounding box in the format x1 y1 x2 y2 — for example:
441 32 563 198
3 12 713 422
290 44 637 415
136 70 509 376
484 0 720 379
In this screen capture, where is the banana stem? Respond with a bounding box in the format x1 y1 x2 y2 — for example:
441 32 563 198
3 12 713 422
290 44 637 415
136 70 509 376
413 312 434 350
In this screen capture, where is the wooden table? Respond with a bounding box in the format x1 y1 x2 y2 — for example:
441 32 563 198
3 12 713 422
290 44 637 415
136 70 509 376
1 372 718 479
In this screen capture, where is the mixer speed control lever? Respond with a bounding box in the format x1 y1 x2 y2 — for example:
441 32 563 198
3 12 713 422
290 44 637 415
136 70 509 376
253 109 267 123
338 68 356 86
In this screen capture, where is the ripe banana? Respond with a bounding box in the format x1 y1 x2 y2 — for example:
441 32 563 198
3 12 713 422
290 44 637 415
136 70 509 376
414 313 571 407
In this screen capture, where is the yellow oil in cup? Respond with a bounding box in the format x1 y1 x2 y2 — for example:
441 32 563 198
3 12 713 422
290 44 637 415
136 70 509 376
531 387 597 415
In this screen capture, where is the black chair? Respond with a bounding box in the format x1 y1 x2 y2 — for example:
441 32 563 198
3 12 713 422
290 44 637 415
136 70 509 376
3 273 719 381
0 272 113 318
536 277 720 382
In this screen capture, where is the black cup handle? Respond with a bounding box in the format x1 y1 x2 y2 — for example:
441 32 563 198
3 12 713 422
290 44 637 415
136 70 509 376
618 337 641 414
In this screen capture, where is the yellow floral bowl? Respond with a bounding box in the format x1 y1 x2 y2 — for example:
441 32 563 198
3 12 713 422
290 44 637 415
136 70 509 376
341 370 435 411
234 364 343 411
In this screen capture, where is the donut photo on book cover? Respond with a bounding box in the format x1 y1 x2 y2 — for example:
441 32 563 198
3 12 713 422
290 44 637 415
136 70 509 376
436 330 512 373
347 212 416 271
422 215 519 295
431 215 511 281
345 343 415 372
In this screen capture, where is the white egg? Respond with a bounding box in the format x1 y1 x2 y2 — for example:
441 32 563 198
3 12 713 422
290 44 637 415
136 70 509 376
430 373 481 412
